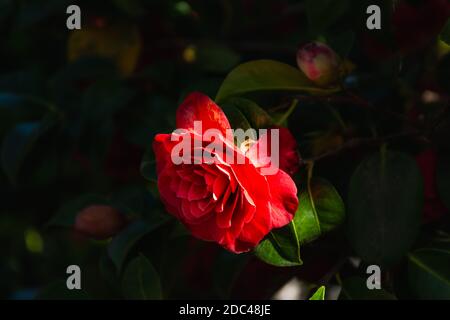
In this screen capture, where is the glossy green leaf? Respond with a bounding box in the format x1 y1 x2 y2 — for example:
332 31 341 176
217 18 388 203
122 254 162 300
255 177 344 267
254 223 302 267
437 154 450 211
347 151 423 267
339 276 396 300
309 286 326 300
215 60 338 103
1 113 57 185
295 178 345 244
108 220 160 272
220 104 255 139
408 248 450 299
220 97 273 130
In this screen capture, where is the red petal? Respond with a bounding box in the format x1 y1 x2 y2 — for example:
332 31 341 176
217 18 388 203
157 169 181 217
278 127 301 176
176 179 191 198
212 174 228 200
238 200 270 248
247 127 300 176
176 92 231 137
188 183 208 201
266 169 298 228
153 133 175 175
216 192 239 229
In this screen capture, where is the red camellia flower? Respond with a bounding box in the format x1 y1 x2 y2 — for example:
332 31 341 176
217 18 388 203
153 92 299 253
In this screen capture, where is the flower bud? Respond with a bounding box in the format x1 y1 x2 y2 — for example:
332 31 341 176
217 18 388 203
296 42 340 87
74 205 126 240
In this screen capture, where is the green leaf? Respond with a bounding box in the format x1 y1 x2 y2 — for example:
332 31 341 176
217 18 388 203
309 286 326 300
255 177 344 267
295 178 345 244
1 113 57 185
46 194 110 228
108 220 160 272
339 276 396 300
408 248 450 299
437 154 450 211
440 18 450 46
220 104 254 137
220 97 274 129
254 224 302 267
347 151 423 267
122 254 162 300
215 60 338 103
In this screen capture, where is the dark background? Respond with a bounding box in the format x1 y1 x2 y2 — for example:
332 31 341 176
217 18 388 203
0 0 449 300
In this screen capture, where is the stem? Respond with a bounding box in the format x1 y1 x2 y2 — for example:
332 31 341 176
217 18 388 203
306 160 314 182
291 92 416 128
304 129 420 162
276 98 298 126
326 104 347 130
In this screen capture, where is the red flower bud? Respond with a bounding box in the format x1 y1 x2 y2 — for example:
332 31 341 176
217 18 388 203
296 42 340 87
74 205 127 240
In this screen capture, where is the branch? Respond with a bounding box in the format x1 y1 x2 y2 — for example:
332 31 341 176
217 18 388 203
303 130 421 163
291 92 416 127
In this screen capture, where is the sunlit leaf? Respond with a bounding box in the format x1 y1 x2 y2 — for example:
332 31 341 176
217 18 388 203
309 286 326 300
295 178 345 244
215 60 338 103
254 223 302 267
